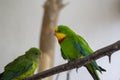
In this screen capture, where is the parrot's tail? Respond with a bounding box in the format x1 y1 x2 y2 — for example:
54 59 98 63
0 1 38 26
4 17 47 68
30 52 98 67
85 64 100 80
98 66 106 73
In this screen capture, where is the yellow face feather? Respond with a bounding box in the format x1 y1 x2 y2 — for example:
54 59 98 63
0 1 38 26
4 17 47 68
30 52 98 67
55 27 66 43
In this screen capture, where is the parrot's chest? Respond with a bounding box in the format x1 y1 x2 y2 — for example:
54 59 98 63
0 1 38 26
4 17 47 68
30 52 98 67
60 38 82 60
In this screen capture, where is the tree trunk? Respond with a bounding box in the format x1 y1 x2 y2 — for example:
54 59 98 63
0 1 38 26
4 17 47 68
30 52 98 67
39 0 63 80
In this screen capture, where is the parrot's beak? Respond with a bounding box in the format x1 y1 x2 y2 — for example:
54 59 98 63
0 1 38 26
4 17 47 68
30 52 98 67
54 27 58 32
54 27 58 36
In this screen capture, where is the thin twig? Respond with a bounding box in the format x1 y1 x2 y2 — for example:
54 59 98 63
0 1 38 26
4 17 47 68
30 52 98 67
25 40 120 80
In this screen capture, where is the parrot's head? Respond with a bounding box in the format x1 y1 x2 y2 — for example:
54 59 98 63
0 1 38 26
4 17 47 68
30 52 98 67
54 25 75 43
25 47 41 59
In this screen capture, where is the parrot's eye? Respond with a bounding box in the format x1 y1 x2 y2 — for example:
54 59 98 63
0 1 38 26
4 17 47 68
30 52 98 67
57 30 61 33
35 52 38 55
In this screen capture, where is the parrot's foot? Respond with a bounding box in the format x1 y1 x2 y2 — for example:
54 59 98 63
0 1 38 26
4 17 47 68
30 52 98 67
67 59 80 73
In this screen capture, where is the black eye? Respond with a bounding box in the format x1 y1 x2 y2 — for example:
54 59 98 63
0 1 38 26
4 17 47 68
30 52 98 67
35 53 38 55
58 30 61 33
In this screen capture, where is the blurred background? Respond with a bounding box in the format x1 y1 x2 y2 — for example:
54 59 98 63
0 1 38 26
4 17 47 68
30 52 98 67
0 0 120 80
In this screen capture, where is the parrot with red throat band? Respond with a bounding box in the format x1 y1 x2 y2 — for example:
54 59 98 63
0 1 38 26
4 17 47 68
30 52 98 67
54 25 106 80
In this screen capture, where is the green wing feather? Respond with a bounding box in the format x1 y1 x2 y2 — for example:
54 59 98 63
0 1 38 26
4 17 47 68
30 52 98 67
73 34 106 80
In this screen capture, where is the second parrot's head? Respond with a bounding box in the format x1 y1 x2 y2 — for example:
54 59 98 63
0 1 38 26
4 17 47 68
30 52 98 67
54 25 75 43
25 47 41 59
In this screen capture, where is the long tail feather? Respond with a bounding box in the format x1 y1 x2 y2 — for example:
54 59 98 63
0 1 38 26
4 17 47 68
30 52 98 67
85 64 100 80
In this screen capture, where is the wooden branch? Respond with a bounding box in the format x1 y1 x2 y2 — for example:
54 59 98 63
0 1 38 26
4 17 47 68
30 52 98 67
26 40 120 80
39 0 64 80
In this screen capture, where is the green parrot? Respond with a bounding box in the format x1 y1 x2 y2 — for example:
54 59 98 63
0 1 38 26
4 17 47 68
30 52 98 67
54 25 106 80
0 47 41 80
